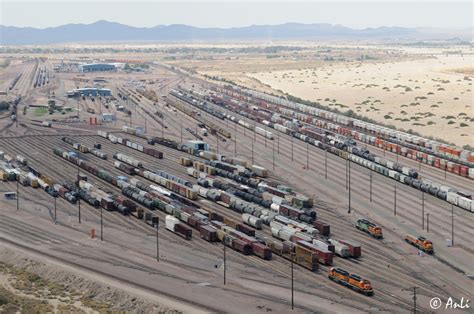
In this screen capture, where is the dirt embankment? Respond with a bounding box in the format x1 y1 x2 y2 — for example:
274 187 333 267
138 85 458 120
0 247 181 313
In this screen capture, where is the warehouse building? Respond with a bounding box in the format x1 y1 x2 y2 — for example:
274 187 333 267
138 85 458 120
79 63 116 73
66 87 112 97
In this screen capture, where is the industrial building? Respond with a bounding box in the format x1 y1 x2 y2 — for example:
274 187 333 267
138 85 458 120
79 63 116 73
66 87 112 98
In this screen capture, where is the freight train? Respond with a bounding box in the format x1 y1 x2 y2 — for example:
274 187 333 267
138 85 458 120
221 85 474 177
200 92 474 211
185 87 473 211
9 74 21 90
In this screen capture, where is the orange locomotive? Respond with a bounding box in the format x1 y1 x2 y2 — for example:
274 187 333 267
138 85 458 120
328 267 374 296
405 235 434 254
356 218 383 239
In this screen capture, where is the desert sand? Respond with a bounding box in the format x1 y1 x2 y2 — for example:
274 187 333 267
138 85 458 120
246 54 473 146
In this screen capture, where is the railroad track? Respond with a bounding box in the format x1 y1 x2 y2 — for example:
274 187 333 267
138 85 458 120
216 86 474 183
74 134 467 308
1 69 471 310
0 134 423 311
163 88 473 244
0 235 221 313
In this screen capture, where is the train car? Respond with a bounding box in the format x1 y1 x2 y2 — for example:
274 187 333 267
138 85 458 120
356 218 383 239
255 126 274 140
328 267 374 296
405 235 434 254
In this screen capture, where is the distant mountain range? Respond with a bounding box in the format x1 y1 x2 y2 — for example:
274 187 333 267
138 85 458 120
0 20 471 45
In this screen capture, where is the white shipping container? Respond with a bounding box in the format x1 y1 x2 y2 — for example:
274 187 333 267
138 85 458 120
458 197 472 211
165 215 179 231
446 192 459 205
328 239 350 257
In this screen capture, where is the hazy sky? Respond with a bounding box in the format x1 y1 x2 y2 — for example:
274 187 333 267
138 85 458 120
1 0 472 29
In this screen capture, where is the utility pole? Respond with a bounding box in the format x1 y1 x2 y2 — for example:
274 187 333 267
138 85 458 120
348 160 351 214
180 119 183 142
291 253 294 310
253 119 256 141
156 219 160 262
394 184 397 216
264 125 267 147
451 204 454 246
223 241 227 285
161 114 164 138
144 111 147 133
77 161 81 224
369 170 373 202
291 135 294 161
234 120 237 157
54 195 57 224
277 130 280 154
100 206 103 241
273 139 275 171
426 213 429 233
413 287 418 314
251 139 254 164
325 149 328 180
216 136 219 154
16 180 19 211
306 141 309 170
345 159 348 190
421 192 425 230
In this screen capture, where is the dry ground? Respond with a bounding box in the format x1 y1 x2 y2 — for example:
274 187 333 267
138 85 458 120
246 54 473 146
164 44 473 146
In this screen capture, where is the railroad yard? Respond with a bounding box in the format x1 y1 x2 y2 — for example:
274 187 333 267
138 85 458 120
1 51 473 313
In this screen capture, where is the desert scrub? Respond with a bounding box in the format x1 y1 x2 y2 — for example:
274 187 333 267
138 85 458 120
447 120 456 125
80 294 111 312
0 286 54 313
460 123 469 127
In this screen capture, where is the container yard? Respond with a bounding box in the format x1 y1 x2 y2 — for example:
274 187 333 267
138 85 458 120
1 23 473 312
